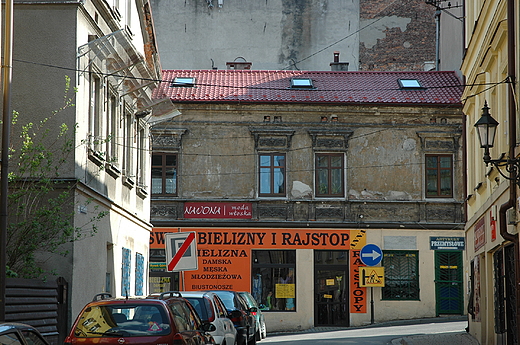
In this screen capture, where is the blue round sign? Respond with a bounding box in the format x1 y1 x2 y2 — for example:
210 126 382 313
360 244 383 266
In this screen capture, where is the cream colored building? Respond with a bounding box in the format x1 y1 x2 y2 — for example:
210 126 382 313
461 0 520 344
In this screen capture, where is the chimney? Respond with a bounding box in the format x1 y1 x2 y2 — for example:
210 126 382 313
330 51 349 71
226 57 252 70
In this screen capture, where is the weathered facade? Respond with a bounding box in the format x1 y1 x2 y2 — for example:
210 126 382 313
9 0 174 327
150 0 437 71
461 0 520 344
150 69 465 330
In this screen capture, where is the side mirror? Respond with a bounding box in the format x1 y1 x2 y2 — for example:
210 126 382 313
201 322 216 332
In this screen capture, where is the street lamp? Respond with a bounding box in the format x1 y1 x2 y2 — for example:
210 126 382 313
474 101 520 187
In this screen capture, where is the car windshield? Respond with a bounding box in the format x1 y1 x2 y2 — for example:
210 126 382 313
73 303 171 338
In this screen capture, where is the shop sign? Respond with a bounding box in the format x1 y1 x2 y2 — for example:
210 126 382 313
151 228 368 313
429 237 465 250
184 202 252 219
474 217 486 251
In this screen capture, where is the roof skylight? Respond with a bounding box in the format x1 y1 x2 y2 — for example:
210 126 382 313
398 79 422 89
291 78 314 89
170 77 196 87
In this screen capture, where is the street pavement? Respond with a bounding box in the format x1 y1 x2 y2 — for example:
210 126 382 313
267 316 480 344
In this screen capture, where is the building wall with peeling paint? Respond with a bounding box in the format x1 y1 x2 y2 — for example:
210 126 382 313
151 0 438 72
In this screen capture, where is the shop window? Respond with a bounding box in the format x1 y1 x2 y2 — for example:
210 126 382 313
252 250 296 311
152 153 177 195
382 250 419 300
425 154 453 197
259 153 286 197
316 153 344 197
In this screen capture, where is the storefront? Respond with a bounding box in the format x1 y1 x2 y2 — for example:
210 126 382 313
150 227 464 331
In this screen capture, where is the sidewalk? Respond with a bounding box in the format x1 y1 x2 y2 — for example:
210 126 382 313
391 332 480 345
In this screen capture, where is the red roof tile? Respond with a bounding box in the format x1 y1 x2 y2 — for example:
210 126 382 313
154 69 463 105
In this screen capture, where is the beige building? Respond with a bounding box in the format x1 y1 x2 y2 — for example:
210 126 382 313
150 68 465 331
8 0 175 333
461 0 520 344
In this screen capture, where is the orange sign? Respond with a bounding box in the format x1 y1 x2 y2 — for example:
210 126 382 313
151 228 367 312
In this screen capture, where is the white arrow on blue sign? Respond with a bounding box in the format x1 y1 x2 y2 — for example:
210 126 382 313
360 244 383 266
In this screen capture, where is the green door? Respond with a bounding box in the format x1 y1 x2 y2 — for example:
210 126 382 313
435 251 463 315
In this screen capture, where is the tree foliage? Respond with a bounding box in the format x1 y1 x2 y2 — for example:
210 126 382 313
5 76 108 278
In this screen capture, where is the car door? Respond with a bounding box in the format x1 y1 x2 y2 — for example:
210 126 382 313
213 295 237 345
169 301 205 345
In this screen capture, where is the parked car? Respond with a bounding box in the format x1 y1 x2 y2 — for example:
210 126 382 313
237 292 266 340
0 322 50 345
64 292 216 345
181 291 237 345
210 290 258 345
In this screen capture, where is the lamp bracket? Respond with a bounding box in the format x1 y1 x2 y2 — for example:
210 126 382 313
484 153 520 187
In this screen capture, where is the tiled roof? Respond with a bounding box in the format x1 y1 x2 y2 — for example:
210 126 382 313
154 69 463 105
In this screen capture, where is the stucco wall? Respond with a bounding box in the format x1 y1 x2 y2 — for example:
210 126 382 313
150 0 359 71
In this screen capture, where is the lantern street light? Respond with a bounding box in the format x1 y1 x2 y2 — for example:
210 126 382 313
474 101 520 187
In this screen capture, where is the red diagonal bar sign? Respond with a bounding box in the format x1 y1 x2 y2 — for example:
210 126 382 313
168 232 195 271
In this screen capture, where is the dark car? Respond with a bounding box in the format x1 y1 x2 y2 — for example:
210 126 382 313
0 322 50 345
237 292 266 340
210 290 258 345
64 292 216 345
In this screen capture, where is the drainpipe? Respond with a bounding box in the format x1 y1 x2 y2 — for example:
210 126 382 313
498 0 518 336
435 9 441 71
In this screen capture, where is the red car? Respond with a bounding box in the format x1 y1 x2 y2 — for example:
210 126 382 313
64 292 216 345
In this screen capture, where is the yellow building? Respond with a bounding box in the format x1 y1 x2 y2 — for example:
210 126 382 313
461 1 520 344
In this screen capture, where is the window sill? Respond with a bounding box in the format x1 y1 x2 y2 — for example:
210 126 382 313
88 148 105 166
137 186 148 199
106 163 121 179
123 176 135 189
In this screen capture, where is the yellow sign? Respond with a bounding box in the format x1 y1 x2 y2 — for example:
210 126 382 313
359 267 385 287
275 283 295 298
326 279 335 285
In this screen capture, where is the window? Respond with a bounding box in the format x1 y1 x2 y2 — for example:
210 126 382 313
259 153 285 196
135 253 144 296
426 154 453 197
106 92 119 166
252 250 296 311
89 73 103 153
152 153 177 195
123 109 135 181
398 79 422 89
316 153 344 197
382 251 419 300
137 125 147 189
122 247 131 296
291 78 313 89
171 77 196 87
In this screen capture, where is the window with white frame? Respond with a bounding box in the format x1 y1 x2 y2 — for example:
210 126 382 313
123 109 135 182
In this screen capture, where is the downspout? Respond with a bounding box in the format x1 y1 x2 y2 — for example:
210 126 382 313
499 0 518 335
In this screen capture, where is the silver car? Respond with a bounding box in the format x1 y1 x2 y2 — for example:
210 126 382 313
238 292 266 340
182 291 238 345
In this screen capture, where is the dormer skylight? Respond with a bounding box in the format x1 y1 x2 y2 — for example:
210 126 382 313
398 79 422 89
170 77 196 87
291 78 314 89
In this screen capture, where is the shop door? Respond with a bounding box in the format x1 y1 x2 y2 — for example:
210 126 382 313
314 250 349 327
435 251 463 315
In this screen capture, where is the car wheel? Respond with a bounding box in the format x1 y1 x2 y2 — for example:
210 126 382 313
255 330 261 341
248 335 257 345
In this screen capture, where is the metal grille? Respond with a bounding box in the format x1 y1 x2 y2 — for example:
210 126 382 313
435 251 463 314
382 251 419 300
504 245 518 345
494 249 506 334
